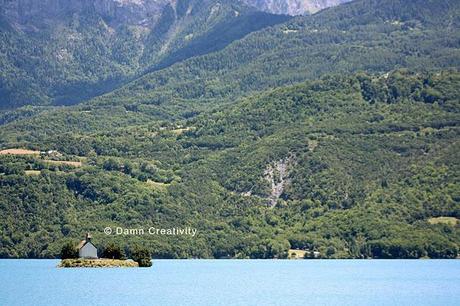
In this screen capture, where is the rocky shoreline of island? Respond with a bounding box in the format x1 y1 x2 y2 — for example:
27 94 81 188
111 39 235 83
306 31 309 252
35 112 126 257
59 258 140 268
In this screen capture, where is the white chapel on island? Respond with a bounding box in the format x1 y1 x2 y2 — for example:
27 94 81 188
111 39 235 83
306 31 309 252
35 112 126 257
77 233 98 259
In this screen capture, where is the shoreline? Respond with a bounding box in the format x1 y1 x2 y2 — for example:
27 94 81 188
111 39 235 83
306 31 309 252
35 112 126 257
0 258 458 261
58 258 140 268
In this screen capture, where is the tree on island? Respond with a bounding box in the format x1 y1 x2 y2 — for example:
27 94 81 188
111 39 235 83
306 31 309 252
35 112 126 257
102 242 125 259
60 241 78 259
130 245 152 267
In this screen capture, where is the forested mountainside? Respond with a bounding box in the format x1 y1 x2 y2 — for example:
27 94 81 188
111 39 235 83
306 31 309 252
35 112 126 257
0 0 289 109
0 0 459 259
0 70 459 258
41 0 456 125
242 0 352 15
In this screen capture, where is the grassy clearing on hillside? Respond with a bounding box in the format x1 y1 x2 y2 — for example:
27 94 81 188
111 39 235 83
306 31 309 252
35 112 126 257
146 180 170 191
170 127 191 135
0 149 40 155
25 170 41 176
428 217 459 226
43 160 83 167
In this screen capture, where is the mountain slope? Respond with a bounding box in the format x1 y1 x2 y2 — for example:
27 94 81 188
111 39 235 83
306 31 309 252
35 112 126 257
0 0 289 109
0 70 458 258
1 0 459 141
75 0 459 120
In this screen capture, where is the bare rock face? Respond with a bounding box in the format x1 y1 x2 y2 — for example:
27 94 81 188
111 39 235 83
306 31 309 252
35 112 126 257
264 156 293 207
0 0 351 29
242 0 352 15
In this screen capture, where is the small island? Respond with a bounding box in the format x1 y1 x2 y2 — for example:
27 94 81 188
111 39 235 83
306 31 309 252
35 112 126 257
58 233 152 268
59 259 139 268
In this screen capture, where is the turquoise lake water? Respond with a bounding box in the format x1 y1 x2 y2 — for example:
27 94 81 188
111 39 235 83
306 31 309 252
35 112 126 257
0 260 459 306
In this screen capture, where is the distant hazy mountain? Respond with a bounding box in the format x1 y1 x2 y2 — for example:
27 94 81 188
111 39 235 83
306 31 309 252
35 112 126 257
242 0 352 15
0 0 177 30
0 0 349 109
0 0 289 108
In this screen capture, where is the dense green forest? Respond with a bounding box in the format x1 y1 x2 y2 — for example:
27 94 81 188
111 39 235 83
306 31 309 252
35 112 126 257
0 0 459 259
0 70 458 259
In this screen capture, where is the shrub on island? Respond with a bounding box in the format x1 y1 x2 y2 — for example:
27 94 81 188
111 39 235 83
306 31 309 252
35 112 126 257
102 242 125 260
60 241 78 259
130 245 152 267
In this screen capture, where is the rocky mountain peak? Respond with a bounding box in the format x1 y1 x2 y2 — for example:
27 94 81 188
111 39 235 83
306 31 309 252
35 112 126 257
241 0 353 15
